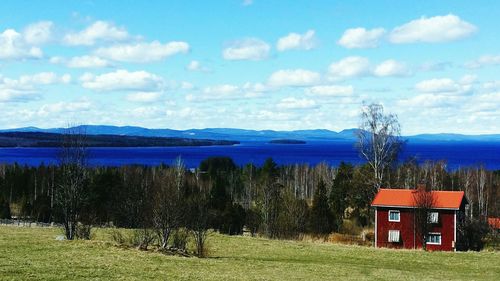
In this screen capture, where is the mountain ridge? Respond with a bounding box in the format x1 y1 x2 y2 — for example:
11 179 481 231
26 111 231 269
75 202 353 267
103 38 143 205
1 125 499 142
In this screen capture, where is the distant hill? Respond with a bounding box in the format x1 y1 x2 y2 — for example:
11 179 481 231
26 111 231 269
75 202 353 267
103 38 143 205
1 125 499 143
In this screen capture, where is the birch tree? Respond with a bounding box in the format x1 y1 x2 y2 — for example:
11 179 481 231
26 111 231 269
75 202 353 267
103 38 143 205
356 103 403 192
56 126 89 240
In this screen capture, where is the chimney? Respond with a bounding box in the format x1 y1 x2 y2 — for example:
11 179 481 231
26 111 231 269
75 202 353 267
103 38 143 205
416 183 427 191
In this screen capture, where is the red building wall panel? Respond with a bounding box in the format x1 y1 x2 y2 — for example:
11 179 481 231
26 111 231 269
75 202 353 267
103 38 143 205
376 207 456 251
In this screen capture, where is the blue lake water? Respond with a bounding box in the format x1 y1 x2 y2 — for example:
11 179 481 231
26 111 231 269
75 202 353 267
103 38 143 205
0 141 499 170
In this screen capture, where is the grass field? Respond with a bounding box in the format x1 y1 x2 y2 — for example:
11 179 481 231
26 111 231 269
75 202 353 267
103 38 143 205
1 226 499 280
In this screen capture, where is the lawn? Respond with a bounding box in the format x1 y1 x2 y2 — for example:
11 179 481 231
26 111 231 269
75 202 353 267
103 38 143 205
0 226 499 280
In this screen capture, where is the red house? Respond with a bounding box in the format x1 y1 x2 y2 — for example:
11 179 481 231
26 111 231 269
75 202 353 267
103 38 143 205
371 188 468 251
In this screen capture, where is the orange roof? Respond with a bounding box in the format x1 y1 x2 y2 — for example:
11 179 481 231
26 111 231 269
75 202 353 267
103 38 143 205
371 188 466 210
488 218 500 229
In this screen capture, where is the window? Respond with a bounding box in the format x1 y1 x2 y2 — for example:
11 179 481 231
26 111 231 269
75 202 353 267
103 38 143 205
426 233 442 245
388 210 400 222
388 230 400 242
428 212 439 223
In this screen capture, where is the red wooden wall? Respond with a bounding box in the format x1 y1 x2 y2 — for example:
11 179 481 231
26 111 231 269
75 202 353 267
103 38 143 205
375 207 456 251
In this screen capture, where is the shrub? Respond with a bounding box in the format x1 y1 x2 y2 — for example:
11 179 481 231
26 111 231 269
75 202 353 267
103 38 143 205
340 219 362 235
458 218 490 251
110 229 128 246
363 230 375 242
327 233 370 246
171 228 189 251
0 197 11 219
245 207 262 237
132 228 156 251
75 223 93 240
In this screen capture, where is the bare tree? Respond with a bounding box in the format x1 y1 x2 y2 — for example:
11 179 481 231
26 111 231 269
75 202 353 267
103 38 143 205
356 103 403 192
152 161 185 250
188 191 210 258
413 186 436 251
476 166 489 219
56 126 89 240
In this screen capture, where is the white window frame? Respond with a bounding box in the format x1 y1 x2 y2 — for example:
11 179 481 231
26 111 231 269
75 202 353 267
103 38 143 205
428 212 439 224
388 210 400 222
388 230 400 243
426 232 442 245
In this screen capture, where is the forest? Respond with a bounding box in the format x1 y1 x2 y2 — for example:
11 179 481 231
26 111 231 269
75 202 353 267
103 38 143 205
0 157 498 250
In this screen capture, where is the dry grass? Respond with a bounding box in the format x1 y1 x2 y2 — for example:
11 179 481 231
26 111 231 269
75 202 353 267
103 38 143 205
1 225 499 280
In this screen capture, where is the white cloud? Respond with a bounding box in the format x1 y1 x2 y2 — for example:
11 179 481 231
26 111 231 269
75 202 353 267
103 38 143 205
23 21 53 45
397 93 458 109
19 72 71 85
373 60 410 77
242 0 253 6
38 99 92 116
419 61 452 72
80 69 164 92
276 30 316 51
186 60 210 72
203 84 239 96
277 97 317 110
0 29 43 60
268 69 320 87
67 55 111 68
328 57 410 79
180 81 194 90
0 77 38 102
337 27 385 49
389 14 477 44
126 92 162 103
328 56 371 78
95 41 189 63
305 85 353 97
415 77 472 95
483 80 500 91
64 21 129 46
0 72 69 102
50 55 111 68
465 55 500 69
222 38 270 61
242 82 271 93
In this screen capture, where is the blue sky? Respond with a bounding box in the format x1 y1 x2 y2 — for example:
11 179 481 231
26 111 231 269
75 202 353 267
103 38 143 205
1 0 499 134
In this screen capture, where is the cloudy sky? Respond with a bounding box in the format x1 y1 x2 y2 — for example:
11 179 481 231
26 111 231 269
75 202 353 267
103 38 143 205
1 0 499 134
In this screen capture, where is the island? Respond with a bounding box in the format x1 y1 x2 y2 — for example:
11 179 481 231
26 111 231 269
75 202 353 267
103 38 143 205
0 132 239 147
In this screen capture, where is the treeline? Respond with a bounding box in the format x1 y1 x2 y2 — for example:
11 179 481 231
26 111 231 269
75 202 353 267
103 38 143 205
0 157 498 238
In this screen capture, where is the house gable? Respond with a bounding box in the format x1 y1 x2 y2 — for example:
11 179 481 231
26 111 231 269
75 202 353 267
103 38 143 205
372 188 467 251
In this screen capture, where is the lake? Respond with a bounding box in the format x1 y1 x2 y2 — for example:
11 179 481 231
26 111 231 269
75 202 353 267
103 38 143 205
0 141 499 170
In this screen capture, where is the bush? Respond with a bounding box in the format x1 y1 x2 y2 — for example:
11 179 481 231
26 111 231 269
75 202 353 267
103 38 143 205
75 223 93 240
458 218 490 251
340 219 362 235
171 228 189 251
245 207 262 237
327 233 370 246
110 229 128 246
0 197 11 219
363 230 375 242
132 228 156 251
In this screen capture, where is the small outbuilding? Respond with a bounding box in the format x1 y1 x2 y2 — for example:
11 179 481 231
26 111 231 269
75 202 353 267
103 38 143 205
371 188 468 251
488 217 500 232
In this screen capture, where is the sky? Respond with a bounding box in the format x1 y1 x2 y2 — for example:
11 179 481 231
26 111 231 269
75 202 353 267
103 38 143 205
1 0 499 135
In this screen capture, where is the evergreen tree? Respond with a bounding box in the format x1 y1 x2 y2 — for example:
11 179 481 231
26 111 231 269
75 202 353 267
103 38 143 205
330 162 353 230
0 196 11 219
310 180 335 234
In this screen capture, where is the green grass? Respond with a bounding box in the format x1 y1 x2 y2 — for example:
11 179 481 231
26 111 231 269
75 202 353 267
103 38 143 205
0 226 499 280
